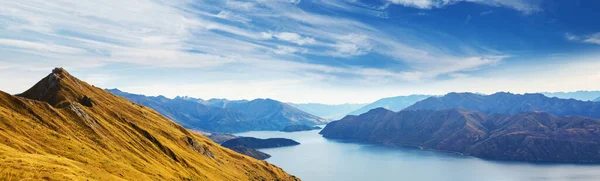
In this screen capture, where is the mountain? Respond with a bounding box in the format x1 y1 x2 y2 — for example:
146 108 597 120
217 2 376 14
595 97 600 102
0 68 298 180
348 95 431 116
320 108 600 163
224 98 327 126
405 92 600 118
108 89 327 133
180 96 249 108
541 91 600 101
288 103 367 120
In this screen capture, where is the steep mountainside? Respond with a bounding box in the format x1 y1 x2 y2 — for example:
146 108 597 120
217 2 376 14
321 108 600 163
349 95 431 116
541 91 600 101
288 103 367 120
0 68 298 180
108 89 327 133
405 92 600 118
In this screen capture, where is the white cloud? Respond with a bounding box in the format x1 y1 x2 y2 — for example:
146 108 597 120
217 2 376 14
0 0 519 103
480 10 494 15
386 0 541 14
0 38 84 54
329 34 372 57
566 32 600 45
583 33 600 45
387 0 442 9
264 32 317 45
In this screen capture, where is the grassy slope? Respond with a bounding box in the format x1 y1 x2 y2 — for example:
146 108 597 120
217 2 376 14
0 68 298 181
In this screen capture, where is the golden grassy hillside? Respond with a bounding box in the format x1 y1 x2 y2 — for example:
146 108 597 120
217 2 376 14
0 68 299 181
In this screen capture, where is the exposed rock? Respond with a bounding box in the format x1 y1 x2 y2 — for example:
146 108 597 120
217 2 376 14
185 136 215 158
79 96 94 107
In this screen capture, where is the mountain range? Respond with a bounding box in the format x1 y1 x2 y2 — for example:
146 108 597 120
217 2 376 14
348 95 431 116
288 103 366 120
108 89 327 133
321 108 600 163
541 91 600 101
405 92 600 118
595 97 600 102
0 68 297 180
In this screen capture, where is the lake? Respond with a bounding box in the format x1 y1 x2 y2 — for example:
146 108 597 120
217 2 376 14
237 129 600 181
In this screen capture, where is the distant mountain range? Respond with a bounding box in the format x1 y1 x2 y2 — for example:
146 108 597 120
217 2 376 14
405 92 600 118
595 97 600 102
348 95 431 116
108 89 327 133
0 68 297 180
541 91 600 101
320 108 600 163
288 103 366 120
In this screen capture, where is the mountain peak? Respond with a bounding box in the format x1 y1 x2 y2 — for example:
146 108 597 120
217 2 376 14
18 68 97 107
52 67 68 75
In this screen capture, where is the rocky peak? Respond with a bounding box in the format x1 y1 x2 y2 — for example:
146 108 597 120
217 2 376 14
18 68 96 107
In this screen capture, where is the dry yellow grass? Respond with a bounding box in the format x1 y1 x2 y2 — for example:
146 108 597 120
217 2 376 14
0 68 299 181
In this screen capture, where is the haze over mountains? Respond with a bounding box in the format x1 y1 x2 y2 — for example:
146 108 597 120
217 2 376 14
0 68 297 180
348 95 431 116
541 91 600 101
108 89 327 133
405 92 600 118
288 103 366 120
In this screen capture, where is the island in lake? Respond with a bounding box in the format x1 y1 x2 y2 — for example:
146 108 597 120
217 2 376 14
221 137 301 160
281 125 322 132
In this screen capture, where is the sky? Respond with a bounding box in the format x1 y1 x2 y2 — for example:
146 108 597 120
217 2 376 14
1 0 600 104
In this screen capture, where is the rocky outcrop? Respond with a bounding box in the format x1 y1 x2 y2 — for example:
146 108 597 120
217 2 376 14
281 125 321 132
320 108 600 163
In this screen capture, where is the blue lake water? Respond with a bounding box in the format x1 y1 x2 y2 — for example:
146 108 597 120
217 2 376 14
237 129 600 181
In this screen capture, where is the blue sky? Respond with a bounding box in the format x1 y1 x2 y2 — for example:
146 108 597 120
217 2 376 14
1 0 600 104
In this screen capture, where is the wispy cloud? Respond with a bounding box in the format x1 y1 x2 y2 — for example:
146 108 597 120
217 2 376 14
480 10 494 16
565 32 600 45
0 0 527 103
584 33 600 45
0 0 505 81
386 0 541 14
